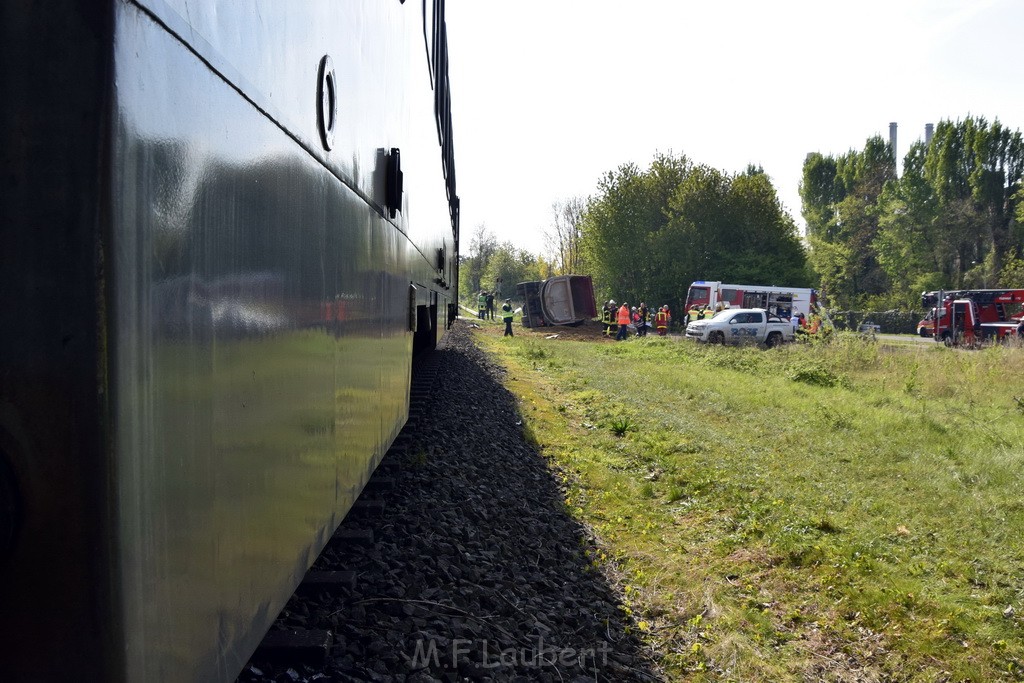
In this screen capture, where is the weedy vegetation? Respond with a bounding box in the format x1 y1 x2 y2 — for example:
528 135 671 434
477 328 1024 681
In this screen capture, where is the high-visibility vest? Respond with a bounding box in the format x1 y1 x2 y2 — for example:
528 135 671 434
656 311 668 328
617 306 630 325
478 295 486 308
502 304 514 321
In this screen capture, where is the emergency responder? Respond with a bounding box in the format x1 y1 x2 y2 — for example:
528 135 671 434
501 298 515 337
638 302 649 337
605 300 618 337
616 302 631 340
477 290 487 320
656 305 669 336
808 313 821 334
485 291 495 320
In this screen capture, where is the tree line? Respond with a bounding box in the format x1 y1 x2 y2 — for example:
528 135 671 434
460 116 1024 313
458 199 587 303
458 224 553 303
803 116 1024 309
460 151 807 311
579 153 806 309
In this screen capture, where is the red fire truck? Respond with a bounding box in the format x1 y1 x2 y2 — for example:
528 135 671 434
919 289 1024 344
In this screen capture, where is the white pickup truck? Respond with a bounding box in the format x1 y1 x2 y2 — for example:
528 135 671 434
684 307 793 347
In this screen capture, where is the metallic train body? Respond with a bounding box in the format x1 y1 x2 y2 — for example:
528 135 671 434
0 1 458 680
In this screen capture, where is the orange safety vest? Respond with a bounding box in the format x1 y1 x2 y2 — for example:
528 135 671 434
617 306 631 326
656 311 668 328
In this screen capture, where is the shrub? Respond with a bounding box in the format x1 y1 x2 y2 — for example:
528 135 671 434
790 364 843 388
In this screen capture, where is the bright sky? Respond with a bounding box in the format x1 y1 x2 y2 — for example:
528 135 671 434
446 0 1024 256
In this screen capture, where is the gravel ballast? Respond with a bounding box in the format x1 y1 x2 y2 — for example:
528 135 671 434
239 320 660 682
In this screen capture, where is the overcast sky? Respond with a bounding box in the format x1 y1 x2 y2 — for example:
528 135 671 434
445 0 1024 256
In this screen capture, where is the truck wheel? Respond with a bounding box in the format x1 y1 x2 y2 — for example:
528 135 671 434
941 331 953 346
710 331 725 345
765 331 782 348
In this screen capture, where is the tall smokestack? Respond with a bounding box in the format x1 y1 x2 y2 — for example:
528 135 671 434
925 123 934 145
889 122 898 176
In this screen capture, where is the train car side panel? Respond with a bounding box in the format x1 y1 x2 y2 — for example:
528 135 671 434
110 2 440 678
144 0 458 344
0 0 457 681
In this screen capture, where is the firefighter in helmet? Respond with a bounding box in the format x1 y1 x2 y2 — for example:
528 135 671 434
656 305 669 336
604 299 618 337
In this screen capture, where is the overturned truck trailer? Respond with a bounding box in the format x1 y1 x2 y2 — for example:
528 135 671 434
517 275 597 328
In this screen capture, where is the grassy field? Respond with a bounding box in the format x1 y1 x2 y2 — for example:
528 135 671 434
474 323 1024 681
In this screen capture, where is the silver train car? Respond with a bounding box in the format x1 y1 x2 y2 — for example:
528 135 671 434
0 1 458 680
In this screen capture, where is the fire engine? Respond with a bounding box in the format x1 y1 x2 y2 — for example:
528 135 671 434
684 281 820 321
918 289 1024 344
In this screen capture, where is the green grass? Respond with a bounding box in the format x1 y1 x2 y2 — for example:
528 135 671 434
476 330 1024 681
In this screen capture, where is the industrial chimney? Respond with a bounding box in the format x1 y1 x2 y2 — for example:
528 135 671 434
889 122 898 176
925 123 934 145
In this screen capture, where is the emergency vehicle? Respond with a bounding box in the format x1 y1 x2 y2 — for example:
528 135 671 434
918 289 1024 343
684 281 820 320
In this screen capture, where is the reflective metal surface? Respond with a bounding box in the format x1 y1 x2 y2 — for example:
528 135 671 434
0 0 456 680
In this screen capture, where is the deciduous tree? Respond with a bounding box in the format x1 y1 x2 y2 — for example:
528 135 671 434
544 197 587 276
481 242 543 300
582 152 806 309
801 136 896 307
458 224 498 301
